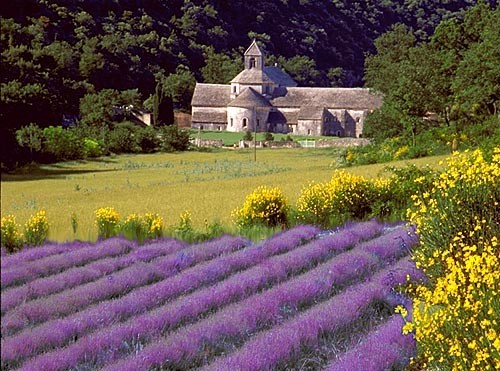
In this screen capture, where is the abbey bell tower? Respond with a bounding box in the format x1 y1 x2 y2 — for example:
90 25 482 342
244 40 264 70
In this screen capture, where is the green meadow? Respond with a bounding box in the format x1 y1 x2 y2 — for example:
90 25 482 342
189 129 338 146
1 148 447 242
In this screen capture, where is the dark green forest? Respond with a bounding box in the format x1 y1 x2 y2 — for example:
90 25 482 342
1 0 498 167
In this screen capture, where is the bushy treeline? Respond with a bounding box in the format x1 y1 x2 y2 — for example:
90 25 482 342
361 2 499 162
1 0 481 167
15 122 190 163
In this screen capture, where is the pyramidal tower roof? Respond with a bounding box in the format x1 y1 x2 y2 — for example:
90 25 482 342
244 39 263 56
228 87 271 108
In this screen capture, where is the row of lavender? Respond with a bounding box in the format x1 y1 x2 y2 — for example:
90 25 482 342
2 224 319 367
1 221 422 370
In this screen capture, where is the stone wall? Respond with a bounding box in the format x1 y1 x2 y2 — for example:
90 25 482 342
191 138 224 148
192 123 226 131
296 119 323 136
315 138 371 147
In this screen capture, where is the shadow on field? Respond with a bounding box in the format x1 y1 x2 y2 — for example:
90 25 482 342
1 161 117 182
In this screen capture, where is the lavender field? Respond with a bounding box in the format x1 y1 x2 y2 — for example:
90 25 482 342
1 221 424 370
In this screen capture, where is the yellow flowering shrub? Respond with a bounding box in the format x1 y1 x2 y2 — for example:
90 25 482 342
143 212 163 239
408 149 500 282
175 210 196 241
120 212 163 242
23 210 49 246
1 215 23 252
232 186 288 228
394 145 409 159
404 148 500 370
408 235 499 370
95 207 120 239
296 170 372 226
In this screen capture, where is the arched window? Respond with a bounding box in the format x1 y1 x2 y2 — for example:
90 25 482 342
233 85 237 93
230 118 233 127
249 57 256 68
243 118 248 128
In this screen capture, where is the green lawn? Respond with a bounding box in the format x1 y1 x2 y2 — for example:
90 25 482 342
189 129 347 146
1 148 447 242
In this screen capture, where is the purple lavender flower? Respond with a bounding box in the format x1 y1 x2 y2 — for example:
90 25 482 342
102 243 417 371
1 240 85 270
1 237 136 288
2 229 313 366
325 315 416 371
1 239 185 313
18 222 380 370
201 260 421 371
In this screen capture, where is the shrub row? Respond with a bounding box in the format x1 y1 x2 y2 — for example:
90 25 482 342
342 120 500 167
233 166 436 229
0 163 435 252
1 211 49 253
15 122 191 163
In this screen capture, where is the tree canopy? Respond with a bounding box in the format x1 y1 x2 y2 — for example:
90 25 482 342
1 0 491 165
363 2 499 143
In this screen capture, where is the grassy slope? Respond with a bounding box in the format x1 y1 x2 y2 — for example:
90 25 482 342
1 148 447 242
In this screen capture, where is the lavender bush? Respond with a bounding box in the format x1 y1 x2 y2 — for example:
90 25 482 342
1 226 315 367
1 237 136 288
1 239 185 313
0 240 86 270
325 314 416 370
102 229 420 371
19 221 381 370
1 222 426 371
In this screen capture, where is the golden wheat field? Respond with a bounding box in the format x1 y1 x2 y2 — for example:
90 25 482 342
1 148 447 242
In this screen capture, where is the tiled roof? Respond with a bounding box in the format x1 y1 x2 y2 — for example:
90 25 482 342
231 68 274 84
271 88 383 110
245 40 263 56
191 84 231 107
227 87 272 108
298 106 326 120
264 66 297 87
192 84 382 113
191 110 227 123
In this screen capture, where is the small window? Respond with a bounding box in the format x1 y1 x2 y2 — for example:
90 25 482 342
257 119 260 127
200 125 204 130
337 130 341 136
249 57 256 68
243 118 248 128
230 118 233 127
307 129 311 135
233 86 237 93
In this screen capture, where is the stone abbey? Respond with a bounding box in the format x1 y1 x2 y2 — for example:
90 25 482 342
191 41 382 137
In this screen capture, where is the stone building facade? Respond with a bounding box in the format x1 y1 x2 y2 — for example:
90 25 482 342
191 41 382 137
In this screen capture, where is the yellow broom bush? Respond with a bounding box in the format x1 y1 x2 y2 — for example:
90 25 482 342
404 148 500 370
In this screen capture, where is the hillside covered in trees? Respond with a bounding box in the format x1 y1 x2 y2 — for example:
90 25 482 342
360 2 499 157
0 0 495 166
